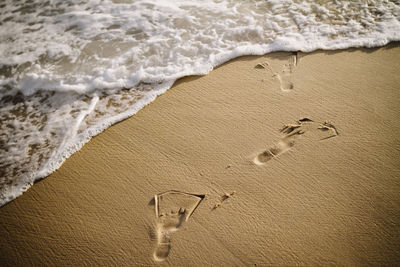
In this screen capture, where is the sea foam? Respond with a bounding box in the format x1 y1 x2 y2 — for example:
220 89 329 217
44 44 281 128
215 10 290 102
1 0 400 206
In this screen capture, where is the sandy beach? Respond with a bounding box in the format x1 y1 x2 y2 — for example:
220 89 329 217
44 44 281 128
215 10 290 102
1 43 400 266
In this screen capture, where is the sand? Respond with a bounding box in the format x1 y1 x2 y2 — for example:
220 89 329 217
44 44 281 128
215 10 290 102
1 43 400 266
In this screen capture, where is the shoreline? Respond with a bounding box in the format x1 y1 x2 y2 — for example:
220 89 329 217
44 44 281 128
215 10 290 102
1 44 400 266
1 43 398 208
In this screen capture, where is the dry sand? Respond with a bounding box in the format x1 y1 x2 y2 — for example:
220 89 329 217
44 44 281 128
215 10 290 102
1 43 400 266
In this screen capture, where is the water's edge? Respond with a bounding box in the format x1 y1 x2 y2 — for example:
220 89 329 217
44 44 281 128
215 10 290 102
2 41 399 207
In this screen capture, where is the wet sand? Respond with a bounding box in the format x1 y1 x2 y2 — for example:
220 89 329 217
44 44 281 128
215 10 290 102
1 43 400 266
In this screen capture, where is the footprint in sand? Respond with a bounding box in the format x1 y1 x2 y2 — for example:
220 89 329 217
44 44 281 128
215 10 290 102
256 52 299 91
152 190 204 261
212 191 236 210
254 118 338 165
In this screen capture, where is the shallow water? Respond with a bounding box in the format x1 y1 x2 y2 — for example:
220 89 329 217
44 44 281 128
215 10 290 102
1 0 400 205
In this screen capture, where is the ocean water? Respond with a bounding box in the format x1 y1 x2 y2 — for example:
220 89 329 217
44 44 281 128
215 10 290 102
0 0 399 206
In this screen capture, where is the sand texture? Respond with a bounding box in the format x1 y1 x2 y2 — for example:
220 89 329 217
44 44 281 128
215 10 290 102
1 43 400 266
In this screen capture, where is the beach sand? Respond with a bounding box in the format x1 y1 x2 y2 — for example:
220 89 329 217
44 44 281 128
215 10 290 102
1 43 400 266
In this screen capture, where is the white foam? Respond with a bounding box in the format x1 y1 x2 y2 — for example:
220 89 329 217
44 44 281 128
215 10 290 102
1 0 400 205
